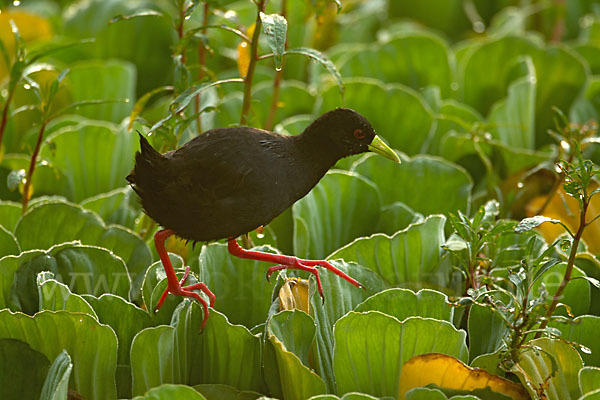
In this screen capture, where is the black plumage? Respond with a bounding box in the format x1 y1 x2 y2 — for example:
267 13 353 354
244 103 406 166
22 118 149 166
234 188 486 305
127 108 386 241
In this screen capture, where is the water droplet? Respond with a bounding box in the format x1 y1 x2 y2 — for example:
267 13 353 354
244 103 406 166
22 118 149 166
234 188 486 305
224 10 237 20
275 66 282 72
450 82 459 91
517 182 524 189
23 84 30 90
473 21 485 33
256 226 265 239
13 0 20 6
581 345 592 354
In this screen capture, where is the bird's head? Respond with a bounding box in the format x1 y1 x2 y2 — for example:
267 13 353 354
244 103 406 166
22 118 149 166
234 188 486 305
312 108 400 162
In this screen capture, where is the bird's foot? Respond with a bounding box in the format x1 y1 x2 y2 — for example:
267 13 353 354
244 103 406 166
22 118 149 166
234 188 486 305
228 238 363 304
154 229 214 329
266 262 324 303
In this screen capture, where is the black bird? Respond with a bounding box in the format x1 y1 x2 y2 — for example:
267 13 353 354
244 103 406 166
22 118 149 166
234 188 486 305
127 108 399 328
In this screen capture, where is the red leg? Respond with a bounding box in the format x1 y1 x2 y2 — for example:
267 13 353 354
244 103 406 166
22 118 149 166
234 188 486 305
228 238 362 302
266 263 324 301
154 229 213 329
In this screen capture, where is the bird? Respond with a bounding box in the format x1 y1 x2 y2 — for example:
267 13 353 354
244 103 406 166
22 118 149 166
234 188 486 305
127 108 400 328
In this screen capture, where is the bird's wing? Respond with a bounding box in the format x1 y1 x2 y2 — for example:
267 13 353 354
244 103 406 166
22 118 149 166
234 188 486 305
160 129 283 208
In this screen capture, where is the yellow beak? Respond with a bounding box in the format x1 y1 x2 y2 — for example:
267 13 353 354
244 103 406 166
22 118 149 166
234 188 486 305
368 135 400 163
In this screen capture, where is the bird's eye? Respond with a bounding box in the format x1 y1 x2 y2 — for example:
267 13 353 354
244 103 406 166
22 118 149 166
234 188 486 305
353 129 365 139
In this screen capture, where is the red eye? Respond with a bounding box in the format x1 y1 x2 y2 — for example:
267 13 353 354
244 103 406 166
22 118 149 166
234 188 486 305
353 129 365 139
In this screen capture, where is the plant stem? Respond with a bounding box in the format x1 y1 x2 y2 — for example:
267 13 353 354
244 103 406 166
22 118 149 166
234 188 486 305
0 87 16 155
195 2 210 135
535 195 588 337
177 4 186 64
265 0 287 131
21 120 47 214
240 0 266 125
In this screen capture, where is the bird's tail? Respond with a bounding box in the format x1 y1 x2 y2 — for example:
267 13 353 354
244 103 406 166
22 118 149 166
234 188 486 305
126 132 164 186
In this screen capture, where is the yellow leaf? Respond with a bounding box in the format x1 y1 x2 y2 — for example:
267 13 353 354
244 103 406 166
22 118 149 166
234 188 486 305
165 235 189 262
527 185 600 254
19 179 32 201
398 353 529 400
278 278 310 314
236 24 254 78
0 11 53 78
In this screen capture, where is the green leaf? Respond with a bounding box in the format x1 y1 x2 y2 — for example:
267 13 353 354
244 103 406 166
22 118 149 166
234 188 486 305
40 121 138 202
377 202 424 235
580 366 600 394
329 215 448 288
65 60 135 123
309 394 378 400
37 272 98 317
551 315 600 367
40 350 73 400
260 12 287 70
5 242 131 314
130 303 265 396
266 310 326 400
0 201 21 232
171 78 244 114
15 200 152 302
488 56 536 149
0 309 118 400
467 303 509 362
0 225 19 257
193 384 262 400
354 288 453 322
429 100 483 155
84 294 152 366
351 153 472 215
405 387 449 400
334 312 468 397
319 78 434 155
458 36 587 147
109 10 164 24
285 48 343 94
133 384 206 400
292 171 380 259
0 338 50 400
514 338 582 400
514 216 561 233
81 187 140 229
533 263 590 317
84 294 153 398
128 85 174 128
337 33 455 98
580 389 600 400
309 261 387 393
197 243 277 329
